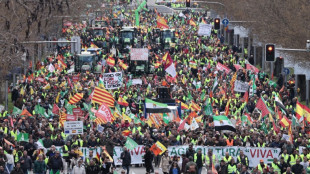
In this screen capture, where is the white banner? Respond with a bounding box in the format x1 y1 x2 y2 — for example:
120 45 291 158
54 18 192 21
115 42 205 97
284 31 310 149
55 146 101 159
54 145 280 167
198 24 212 36
132 79 142 85
130 48 149 61
234 80 249 93
113 146 280 167
64 121 83 135
103 72 123 89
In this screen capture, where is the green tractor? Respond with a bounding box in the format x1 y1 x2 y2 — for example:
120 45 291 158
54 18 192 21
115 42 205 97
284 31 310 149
111 18 123 28
160 29 178 50
75 50 102 74
119 27 138 53
91 27 110 53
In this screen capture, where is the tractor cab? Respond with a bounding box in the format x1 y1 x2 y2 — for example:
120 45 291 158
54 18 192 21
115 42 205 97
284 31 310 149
77 49 102 73
160 29 177 49
112 18 123 28
119 27 137 53
93 20 109 28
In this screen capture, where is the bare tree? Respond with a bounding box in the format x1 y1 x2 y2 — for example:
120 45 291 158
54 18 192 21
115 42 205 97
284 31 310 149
207 0 310 61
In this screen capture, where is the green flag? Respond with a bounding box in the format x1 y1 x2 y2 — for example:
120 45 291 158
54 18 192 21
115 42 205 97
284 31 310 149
12 107 22 115
163 113 170 124
35 105 45 115
204 99 213 115
17 133 29 142
50 169 60 174
66 104 76 115
201 91 205 101
48 109 53 117
268 80 277 88
187 91 193 100
125 137 138 150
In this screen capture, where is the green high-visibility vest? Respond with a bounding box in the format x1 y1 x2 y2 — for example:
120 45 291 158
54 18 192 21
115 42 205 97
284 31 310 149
228 164 236 174
63 145 69 157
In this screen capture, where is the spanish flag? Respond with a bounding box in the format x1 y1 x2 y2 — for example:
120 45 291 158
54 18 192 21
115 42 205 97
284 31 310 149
68 93 84 104
122 130 131 136
296 101 310 121
189 19 197 27
157 13 169 29
117 96 129 107
90 42 99 48
107 57 115 66
279 116 291 128
154 61 161 69
119 60 129 70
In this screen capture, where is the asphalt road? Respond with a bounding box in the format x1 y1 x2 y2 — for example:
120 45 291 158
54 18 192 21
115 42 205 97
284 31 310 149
114 166 210 174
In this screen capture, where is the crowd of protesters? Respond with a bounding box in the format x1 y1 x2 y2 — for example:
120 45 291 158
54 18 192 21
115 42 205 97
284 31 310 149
0 2 308 174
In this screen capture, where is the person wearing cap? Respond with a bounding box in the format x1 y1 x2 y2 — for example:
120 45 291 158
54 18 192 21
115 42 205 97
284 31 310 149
257 159 269 173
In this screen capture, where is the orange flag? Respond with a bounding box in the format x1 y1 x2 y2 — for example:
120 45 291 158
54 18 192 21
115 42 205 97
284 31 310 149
20 109 32 117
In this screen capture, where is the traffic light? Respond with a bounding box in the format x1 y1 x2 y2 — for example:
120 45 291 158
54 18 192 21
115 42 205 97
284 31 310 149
214 18 220 30
265 44 275 62
186 0 190 7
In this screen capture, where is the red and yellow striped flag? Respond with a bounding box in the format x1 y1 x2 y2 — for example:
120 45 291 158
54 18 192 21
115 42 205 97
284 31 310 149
107 57 115 66
175 99 189 110
59 109 67 127
91 87 115 107
190 101 201 111
94 117 106 125
68 93 84 104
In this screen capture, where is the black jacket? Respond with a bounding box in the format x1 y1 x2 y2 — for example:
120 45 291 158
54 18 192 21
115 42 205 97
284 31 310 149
19 155 32 170
291 164 303 174
86 165 101 174
120 151 131 166
10 168 23 174
48 156 63 170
